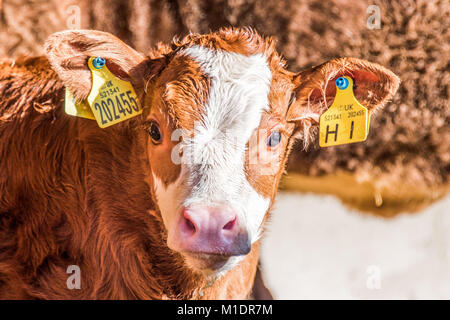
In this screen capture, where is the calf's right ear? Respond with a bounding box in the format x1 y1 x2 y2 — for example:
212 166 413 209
44 30 149 100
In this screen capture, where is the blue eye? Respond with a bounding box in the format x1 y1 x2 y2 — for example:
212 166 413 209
267 131 281 147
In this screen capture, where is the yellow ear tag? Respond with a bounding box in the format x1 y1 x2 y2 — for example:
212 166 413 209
319 76 369 147
64 88 96 120
86 57 142 128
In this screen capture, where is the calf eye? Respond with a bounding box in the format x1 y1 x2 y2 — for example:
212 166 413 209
267 130 281 148
148 122 162 144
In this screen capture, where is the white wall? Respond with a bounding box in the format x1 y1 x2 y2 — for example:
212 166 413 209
260 193 450 299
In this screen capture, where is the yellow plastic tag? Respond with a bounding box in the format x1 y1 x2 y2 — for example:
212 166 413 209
86 57 142 128
319 76 369 147
64 88 96 120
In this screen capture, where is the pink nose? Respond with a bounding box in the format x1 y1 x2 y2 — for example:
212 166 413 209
174 205 250 256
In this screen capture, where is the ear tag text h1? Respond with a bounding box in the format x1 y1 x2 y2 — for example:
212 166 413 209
319 76 370 147
86 57 142 128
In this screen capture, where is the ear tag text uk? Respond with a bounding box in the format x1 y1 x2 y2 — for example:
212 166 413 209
319 76 370 147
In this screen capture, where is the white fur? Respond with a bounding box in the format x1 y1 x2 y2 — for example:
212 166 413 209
152 168 187 233
181 46 272 242
153 46 272 272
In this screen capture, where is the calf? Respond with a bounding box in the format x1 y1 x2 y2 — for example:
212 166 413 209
0 28 399 299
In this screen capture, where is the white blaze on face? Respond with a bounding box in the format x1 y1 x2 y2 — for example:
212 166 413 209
153 45 272 245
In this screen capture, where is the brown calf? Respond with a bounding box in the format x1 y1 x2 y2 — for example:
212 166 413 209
0 28 399 299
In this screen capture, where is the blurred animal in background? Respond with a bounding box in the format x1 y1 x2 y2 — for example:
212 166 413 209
0 27 398 298
0 0 447 217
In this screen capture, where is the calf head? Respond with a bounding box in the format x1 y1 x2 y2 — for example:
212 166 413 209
45 28 399 277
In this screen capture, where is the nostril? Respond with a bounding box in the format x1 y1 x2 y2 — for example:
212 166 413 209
183 215 197 234
184 216 196 233
223 216 236 231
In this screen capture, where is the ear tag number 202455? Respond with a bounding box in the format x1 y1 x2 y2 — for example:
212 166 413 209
65 57 142 128
87 57 142 128
319 76 370 147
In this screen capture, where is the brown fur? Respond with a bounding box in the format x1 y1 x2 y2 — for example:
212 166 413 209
0 27 398 299
0 44 258 300
1 0 444 216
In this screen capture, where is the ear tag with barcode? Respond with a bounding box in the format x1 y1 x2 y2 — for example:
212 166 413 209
319 76 370 147
86 57 142 128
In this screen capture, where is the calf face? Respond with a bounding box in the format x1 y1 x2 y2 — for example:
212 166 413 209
45 28 399 276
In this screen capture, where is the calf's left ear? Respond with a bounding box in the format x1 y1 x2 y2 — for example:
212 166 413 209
287 57 400 140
